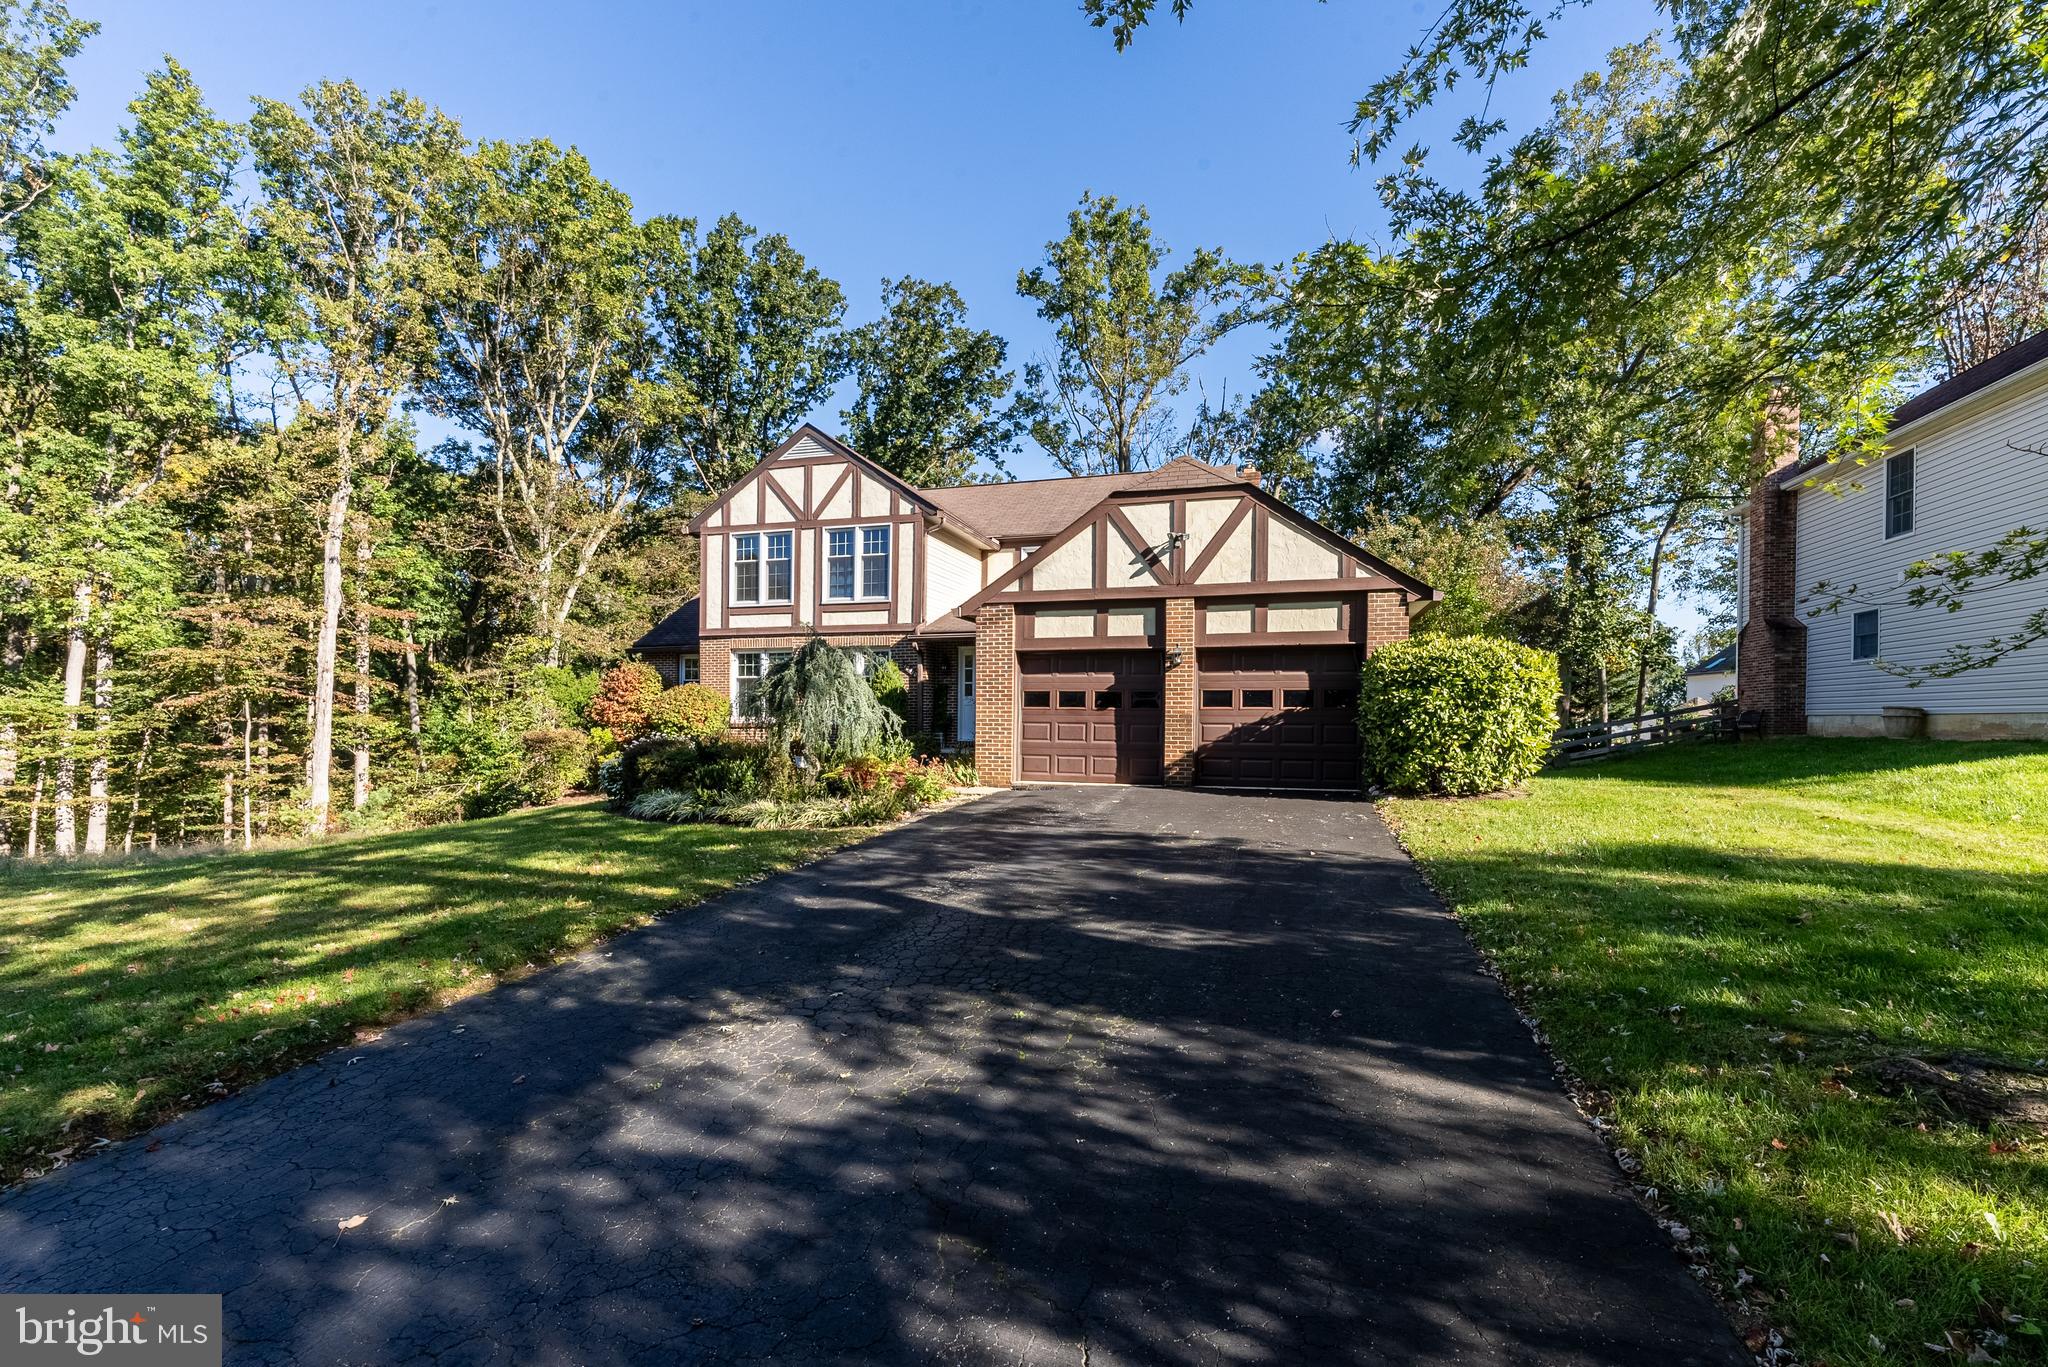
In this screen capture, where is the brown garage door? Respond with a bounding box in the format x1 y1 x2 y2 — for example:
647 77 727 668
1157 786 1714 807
1196 646 1361 790
1019 650 1164 784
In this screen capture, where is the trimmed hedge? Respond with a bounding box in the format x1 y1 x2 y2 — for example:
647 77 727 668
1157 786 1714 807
1357 636 1559 795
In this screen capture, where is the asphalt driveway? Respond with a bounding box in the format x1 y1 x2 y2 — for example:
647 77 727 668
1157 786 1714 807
0 787 1747 1365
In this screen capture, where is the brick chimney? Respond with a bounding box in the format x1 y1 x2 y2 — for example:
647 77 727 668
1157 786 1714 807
1735 390 1808 735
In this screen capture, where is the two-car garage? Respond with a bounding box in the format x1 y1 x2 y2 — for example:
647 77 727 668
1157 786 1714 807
1014 645 1360 791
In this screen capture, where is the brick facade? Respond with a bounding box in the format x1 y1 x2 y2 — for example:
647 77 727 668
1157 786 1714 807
694 633 945 733
1364 592 1413 654
1736 397 1808 736
1162 598 1198 786
973 605 1017 787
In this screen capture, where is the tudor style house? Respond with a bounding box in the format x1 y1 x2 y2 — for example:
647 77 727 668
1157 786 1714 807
633 425 1437 789
1739 330 2048 738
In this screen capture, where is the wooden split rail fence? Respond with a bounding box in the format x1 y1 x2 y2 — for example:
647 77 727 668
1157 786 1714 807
1550 700 1750 765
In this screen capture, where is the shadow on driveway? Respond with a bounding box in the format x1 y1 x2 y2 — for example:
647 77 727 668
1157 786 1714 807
0 787 1747 1366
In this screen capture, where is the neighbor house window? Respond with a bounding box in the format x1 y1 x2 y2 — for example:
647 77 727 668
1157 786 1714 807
1885 451 1915 538
826 529 856 599
1852 609 1881 661
861 526 891 598
733 650 790 719
732 533 760 603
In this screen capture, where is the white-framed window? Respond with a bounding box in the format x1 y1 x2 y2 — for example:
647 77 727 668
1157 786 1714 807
826 528 856 600
861 525 891 598
733 649 790 719
680 653 700 685
826 525 892 601
1885 450 1915 538
1851 609 1881 661
730 531 793 605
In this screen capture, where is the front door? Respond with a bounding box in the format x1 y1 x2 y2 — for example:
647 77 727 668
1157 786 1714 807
958 646 976 742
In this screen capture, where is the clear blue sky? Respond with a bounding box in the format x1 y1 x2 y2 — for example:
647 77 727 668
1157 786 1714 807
57 0 1702 634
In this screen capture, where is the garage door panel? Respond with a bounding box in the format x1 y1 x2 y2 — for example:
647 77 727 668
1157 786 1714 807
1196 646 1361 791
1019 650 1164 785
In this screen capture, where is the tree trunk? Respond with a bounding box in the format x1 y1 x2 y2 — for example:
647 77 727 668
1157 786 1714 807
403 618 423 773
257 710 271 837
306 461 352 831
123 723 152 854
0 620 20 857
1634 502 1686 719
242 697 255 849
53 577 90 857
26 758 44 857
352 529 371 810
85 632 111 855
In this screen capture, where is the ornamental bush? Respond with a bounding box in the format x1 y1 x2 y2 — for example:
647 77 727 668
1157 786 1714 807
585 661 664 736
646 682 729 741
1357 636 1560 796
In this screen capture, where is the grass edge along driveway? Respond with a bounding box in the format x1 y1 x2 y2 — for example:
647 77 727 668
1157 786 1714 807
1384 739 2048 1367
0 801 858 1185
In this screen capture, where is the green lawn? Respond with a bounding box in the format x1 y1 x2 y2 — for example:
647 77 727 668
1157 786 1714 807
0 801 855 1184
1386 740 2048 1365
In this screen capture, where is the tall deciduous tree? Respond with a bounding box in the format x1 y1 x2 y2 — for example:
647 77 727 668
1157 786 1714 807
1017 192 1267 475
250 81 461 831
18 61 243 853
840 276 1031 486
421 137 664 667
643 213 844 493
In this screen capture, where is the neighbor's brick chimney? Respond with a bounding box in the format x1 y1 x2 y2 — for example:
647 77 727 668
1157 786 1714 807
1736 389 1808 736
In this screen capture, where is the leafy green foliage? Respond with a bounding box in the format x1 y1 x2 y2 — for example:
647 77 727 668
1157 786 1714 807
1358 636 1559 795
1017 191 1268 474
759 635 901 766
1388 741 2048 1365
643 213 846 493
866 657 911 724
645 682 728 741
841 276 1032 486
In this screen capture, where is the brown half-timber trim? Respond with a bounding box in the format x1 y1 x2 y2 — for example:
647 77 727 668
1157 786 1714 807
1181 498 1253 584
973 577 1409 606
1102 504 1170 587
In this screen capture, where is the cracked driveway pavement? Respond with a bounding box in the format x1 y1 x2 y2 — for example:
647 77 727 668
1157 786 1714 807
0 787 1747 1365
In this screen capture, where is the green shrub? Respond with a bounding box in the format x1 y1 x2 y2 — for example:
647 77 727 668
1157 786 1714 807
1357 636 1559 796
515 728 592 805
646 682 729 740
868 657 911 724
897 769 950 805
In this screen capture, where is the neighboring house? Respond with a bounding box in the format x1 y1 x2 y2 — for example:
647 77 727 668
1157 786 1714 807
632 424 1437 789
1681 644 1736 704
1739 330 2048 738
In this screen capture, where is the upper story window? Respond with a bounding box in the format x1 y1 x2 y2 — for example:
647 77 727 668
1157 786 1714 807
731 531 792 605
1885 450 1915 538
862 526 891 598
826 526 891 600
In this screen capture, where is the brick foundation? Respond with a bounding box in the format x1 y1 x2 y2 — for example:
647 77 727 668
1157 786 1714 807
1162 598 1197 786
974 606 1016 787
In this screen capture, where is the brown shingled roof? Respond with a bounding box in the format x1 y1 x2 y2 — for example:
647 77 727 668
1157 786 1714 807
919 457 1247 542
920 471 1152 542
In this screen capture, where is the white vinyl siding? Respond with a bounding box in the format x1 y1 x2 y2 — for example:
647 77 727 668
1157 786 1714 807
1797 372 2048 717
924 531 981 621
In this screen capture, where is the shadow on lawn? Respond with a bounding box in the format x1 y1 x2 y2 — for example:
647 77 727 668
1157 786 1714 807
0 791 1746 1366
